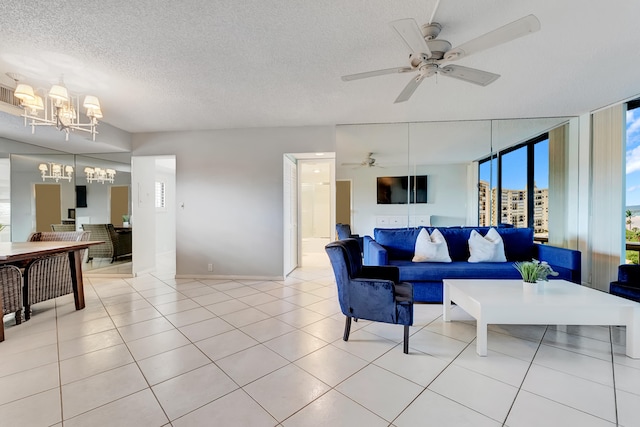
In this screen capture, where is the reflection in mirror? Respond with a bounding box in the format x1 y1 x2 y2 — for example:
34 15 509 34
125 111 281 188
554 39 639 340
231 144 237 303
75 155 132 275
487 118 573 243
408 120 492 227
10 153 76 241
337 117 575 239
336 123 409 236
0 157 9 242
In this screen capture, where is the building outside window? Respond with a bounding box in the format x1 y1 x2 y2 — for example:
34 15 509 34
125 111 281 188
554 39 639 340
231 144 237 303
478 134 549 240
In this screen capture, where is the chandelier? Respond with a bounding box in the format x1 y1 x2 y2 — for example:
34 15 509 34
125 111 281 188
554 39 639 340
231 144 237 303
39 162 73 182
84 167 116 184
8 73 103 141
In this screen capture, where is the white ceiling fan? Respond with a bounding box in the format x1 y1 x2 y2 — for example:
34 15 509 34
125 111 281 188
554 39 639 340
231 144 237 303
341 152 383 168
341 4 540 103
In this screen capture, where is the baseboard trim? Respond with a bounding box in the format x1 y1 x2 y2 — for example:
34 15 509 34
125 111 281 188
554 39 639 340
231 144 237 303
176 274 284 281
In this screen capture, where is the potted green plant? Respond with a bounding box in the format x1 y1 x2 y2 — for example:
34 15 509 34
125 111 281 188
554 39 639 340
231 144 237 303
513 259 558 284
122 215 130 227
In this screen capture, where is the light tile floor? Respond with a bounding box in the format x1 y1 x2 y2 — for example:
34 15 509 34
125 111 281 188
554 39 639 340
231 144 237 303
1 256 638 426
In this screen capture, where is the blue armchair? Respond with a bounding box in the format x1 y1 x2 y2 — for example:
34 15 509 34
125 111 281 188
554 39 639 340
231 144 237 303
610 265 640 303
336 223 363 253
325 238 414 353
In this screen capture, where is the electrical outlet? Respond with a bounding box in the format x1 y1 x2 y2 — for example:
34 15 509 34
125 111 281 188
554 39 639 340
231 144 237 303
207 263 213 272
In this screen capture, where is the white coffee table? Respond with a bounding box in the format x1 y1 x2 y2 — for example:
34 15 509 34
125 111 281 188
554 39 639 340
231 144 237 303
443 279 640 358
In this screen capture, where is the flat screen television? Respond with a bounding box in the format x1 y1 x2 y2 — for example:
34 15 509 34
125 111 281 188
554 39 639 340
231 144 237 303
76 185 87 208
377 175 428 204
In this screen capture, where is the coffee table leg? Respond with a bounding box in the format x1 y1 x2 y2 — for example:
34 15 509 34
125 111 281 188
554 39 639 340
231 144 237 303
443 282 451 322
476 317 488 357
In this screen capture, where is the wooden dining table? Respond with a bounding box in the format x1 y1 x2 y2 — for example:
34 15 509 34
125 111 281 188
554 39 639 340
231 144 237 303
0 240 104 342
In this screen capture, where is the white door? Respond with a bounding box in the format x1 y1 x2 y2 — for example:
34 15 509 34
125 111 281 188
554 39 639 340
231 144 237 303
131 156 157 275
283 156 298 275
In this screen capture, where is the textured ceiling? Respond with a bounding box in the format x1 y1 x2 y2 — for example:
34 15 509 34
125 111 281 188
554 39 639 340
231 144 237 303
0 0 639 144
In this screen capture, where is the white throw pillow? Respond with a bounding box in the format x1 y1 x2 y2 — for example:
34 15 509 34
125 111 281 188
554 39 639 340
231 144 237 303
468 228 507 263
413 228 452 262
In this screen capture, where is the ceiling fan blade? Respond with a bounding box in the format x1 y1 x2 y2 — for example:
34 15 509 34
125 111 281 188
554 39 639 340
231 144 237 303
342 67 413 81
444 14 540 62
394 75 425 103
439 65 500 86
389 18 432 57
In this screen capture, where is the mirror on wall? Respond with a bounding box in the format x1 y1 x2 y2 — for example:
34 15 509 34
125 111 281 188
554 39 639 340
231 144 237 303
10 153 76 241
7 151 132 274
74 155 132 228
337 117 575 238
407 120 492 227
335 123 409 236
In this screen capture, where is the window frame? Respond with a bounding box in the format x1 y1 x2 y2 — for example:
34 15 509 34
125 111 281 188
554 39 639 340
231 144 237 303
478 133 548 229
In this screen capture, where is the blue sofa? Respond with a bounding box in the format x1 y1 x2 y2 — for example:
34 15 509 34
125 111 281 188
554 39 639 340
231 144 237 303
364 226 581 303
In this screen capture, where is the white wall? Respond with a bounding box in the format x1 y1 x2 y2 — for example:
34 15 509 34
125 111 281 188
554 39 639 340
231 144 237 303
132 126 335 279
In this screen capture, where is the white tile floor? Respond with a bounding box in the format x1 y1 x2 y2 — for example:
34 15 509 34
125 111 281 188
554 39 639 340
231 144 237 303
1 256 638 426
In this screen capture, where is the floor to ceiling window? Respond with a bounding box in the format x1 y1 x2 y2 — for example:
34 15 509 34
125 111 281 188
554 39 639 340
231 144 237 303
625 98 640 263
478 134 549 241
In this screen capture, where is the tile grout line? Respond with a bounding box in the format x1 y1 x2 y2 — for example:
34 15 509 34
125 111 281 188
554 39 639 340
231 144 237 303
500 324 548 426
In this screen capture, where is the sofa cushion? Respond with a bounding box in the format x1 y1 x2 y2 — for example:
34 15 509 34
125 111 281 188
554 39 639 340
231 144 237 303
374 228 422 260
497 227 535 261
412 228 451 262
436 227 474 261
468 228 507 263
390 260 522 282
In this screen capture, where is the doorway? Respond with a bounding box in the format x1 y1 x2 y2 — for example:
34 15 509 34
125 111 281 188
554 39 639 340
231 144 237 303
299 159 333 267
131 155 176 276
283 153 335 273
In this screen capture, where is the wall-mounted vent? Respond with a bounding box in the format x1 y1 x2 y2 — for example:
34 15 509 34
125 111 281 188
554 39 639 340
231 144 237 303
0 84 23 116
0 84 20 107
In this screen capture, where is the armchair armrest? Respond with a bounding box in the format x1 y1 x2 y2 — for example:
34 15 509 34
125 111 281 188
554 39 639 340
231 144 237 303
348 278 397 322
366 240 389 266
534 244 581 283
361 265 400 284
